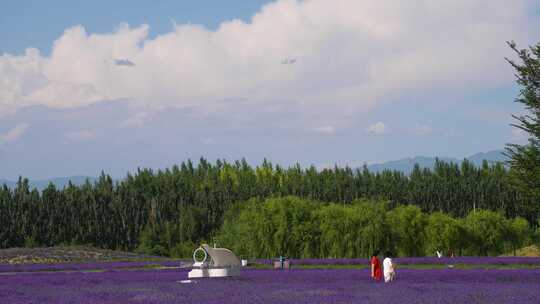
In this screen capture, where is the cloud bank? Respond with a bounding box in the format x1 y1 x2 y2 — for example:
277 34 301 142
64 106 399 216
0 123 30 144
0 0 538 117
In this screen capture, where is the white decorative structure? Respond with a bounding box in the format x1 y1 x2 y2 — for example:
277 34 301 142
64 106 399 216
188 244 241 278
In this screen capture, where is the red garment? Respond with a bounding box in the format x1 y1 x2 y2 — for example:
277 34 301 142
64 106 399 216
371 256 382 281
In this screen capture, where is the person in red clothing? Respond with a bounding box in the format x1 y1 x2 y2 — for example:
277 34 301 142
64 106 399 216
370 250 382 281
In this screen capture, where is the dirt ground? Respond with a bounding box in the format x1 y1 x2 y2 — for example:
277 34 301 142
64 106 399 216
0 246 162 264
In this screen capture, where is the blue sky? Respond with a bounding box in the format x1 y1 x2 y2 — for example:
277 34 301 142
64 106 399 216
0 0 271 55
0 0 539 179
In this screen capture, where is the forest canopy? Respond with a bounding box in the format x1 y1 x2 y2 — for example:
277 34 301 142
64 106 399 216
1 158 537 257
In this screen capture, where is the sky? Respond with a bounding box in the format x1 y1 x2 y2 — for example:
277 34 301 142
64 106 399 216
1 0 539 180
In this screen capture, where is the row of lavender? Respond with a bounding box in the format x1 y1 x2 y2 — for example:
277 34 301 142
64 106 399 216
1 268 540 303
0 260 184 273
256 256 540 266
2 256 540 273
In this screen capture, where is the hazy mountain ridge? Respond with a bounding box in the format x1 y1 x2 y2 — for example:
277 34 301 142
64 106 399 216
367 150 507 174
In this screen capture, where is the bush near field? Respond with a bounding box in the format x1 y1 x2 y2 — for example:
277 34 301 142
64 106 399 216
218 197 537 259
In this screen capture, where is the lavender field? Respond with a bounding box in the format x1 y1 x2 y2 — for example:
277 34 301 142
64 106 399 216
264 256 540 266
1 263 540 303
0 260 183 273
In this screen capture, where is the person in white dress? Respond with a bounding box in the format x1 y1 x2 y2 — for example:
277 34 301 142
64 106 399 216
383 251 396 283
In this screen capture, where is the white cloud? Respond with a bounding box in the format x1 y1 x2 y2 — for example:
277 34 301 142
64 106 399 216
366 121 387 135
0 123 30 144
64 130 96 141
314 125 336 135
0 0 538 117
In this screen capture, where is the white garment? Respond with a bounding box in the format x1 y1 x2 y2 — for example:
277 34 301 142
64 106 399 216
383 257 395 282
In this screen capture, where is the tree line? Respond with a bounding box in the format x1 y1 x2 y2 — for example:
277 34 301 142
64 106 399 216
218 196 535 259
0 157 537 257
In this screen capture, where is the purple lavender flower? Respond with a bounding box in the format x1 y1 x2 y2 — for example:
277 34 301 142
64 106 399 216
255 257 540 266
1 266 539 303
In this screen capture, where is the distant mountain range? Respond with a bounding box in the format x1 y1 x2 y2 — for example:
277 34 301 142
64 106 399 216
1 150 507 190
367 150 507 174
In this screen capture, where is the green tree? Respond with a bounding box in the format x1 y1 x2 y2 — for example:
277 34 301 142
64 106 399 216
353 200 390 258
505 41 540 222
317 204 347 258
507 217 531 256
465 209 509 256
425 212 464 256
136 224 167 256
535 219 540 245
386 205 428 257
265 196 319 258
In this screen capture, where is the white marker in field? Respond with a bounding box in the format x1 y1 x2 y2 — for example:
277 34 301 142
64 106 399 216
188 244 241 278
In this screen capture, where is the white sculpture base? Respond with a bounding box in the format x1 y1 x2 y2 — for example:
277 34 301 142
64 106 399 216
188 267 240 278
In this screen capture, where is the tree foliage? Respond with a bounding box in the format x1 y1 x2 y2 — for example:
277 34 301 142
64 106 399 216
506 41 540 209
464 210 509 256
219 197 530 258
387 205 427 257
425 212 465 256
0 157 536 257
